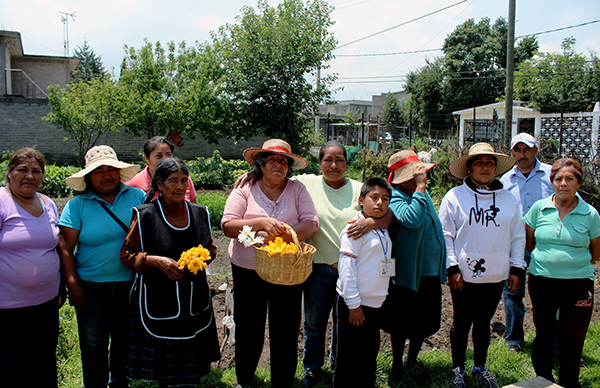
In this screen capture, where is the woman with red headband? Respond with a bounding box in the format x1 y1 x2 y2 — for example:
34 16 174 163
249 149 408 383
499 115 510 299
382 150 447 384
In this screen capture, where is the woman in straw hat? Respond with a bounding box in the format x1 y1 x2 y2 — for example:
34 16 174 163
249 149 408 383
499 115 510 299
382 150 447 385
221 139 319 388
233 140 391 387
439 143 526 388
59 145 146 388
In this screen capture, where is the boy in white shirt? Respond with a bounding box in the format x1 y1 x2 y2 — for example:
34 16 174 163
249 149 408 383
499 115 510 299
333 177 393 388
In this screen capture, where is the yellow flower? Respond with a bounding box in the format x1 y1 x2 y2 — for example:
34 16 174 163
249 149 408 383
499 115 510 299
177 244 211 274
260 237 299 257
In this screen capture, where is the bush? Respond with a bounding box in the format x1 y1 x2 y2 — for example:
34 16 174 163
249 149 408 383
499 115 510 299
188 150 250 190
41 165 79 198
196 192 228 230
346 149 394 182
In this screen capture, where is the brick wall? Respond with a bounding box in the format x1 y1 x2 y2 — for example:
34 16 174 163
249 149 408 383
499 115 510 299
0 97 266 165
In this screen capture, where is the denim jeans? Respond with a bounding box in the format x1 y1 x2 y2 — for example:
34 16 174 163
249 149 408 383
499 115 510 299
76 280 132 388
502 252 530 347
302 263 339 370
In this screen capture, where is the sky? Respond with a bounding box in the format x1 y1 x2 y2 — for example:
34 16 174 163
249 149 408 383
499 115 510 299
2 0 599 102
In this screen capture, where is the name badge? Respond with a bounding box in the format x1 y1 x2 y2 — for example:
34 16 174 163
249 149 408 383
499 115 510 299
380 258 395 277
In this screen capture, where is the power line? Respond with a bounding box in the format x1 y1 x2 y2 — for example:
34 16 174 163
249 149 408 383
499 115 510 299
335 19 600 58
337 48 442 57
517 20 600 39
335 0 468 50
336 69 600 84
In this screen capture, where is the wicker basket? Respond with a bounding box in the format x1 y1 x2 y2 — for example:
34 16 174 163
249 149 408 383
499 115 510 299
254 224 316 285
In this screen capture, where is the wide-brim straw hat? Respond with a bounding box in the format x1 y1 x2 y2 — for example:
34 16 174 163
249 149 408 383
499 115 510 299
387 150 435 184
66 145 140 191
448 142 515 180
243 139 308 170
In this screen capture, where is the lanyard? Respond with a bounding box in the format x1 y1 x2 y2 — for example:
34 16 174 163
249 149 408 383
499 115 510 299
373 229 389 258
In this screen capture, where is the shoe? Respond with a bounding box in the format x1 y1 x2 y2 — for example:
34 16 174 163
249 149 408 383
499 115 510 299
451 366 467 388
301 369 320 388
472 364 498 388
507 344 522 353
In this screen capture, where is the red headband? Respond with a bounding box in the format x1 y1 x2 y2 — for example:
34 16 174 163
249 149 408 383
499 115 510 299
387 155 420 183
265 146 292 154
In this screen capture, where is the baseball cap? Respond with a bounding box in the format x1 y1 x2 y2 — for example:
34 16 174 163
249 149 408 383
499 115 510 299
510 133 536 150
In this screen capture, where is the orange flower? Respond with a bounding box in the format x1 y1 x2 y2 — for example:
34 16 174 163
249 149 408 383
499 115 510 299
260 237 299 257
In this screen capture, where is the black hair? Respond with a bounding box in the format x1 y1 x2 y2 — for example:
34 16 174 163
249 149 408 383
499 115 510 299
147 157 189 203
143 136 175 158
466 154 497 170
4 148 46 183
253 152 294 180
318 141 347 163
360 177 392 199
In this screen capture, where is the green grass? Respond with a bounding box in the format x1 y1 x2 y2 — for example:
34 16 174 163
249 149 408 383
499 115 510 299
57 308 600 387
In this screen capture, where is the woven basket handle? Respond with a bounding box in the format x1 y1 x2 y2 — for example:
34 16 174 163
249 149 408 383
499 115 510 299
284 224 304 267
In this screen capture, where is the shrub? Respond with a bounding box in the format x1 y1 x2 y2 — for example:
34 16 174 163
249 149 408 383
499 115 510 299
188 150 250 190
196 192 228 230
41 165 79 198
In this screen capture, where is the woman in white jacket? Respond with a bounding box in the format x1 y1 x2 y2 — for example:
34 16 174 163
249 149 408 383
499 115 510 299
439 143 526 388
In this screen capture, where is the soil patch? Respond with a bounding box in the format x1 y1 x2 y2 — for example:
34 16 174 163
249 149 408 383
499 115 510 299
208 228 600 371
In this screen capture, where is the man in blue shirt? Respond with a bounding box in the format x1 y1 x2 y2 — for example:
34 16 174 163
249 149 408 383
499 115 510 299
500 133 552 352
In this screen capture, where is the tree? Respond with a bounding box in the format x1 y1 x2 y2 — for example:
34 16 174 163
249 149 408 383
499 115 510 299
514 37 600 113
381 92 406 140
44 79 123 166
119 39 230 141
212 0 337 152
71 40 108 83
405 17 538 132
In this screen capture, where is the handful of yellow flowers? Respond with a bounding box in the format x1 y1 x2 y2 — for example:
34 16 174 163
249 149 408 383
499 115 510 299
178 245 211 275
260 237 299 257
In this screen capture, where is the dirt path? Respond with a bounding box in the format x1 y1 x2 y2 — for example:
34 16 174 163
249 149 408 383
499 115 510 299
208 230 600 370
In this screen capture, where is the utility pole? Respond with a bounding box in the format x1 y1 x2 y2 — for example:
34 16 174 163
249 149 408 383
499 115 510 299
504 0 516 146
59 11 76 56
314 67 321 137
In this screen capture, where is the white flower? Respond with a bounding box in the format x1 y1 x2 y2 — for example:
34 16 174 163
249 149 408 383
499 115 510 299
237 225 265 247
237 225 254 244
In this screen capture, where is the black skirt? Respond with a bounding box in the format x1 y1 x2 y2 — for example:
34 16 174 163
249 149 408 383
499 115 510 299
126 285 221 387
381 275 442 338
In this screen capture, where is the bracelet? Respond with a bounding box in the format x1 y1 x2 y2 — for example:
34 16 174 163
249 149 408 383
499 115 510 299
349 306 362 313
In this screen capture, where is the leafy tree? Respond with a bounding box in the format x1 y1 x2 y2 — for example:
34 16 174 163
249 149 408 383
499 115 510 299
71 40 108 83
119 39 230 141
44 79 123 166
405 17 538 132
212 0 337 152
514 37 600 112
405 57 446 129
381 92 407 142
341 109 361 144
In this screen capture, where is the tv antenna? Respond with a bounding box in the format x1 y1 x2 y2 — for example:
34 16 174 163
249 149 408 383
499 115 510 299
59 11 76 56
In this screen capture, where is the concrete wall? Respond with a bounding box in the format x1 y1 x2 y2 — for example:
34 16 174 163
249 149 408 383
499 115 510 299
0 97 265 165
11 57 71 98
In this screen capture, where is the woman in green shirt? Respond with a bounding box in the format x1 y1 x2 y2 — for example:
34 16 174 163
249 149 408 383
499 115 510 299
525 158 600 388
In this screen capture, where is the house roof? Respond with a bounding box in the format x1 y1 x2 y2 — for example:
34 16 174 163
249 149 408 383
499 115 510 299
452 101 535 115
1 30 80 71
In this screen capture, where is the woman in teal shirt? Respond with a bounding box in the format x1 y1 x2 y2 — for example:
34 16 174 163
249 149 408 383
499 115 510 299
383 150 447 384
525 158 600 388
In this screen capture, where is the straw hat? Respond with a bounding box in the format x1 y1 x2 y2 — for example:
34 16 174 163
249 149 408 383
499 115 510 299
66 145 140 191
243 139 308 170
387 150 435 184
448 142 515 180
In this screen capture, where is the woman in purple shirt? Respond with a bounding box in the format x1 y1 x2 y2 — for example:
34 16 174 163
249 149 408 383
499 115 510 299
0 148 64 387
